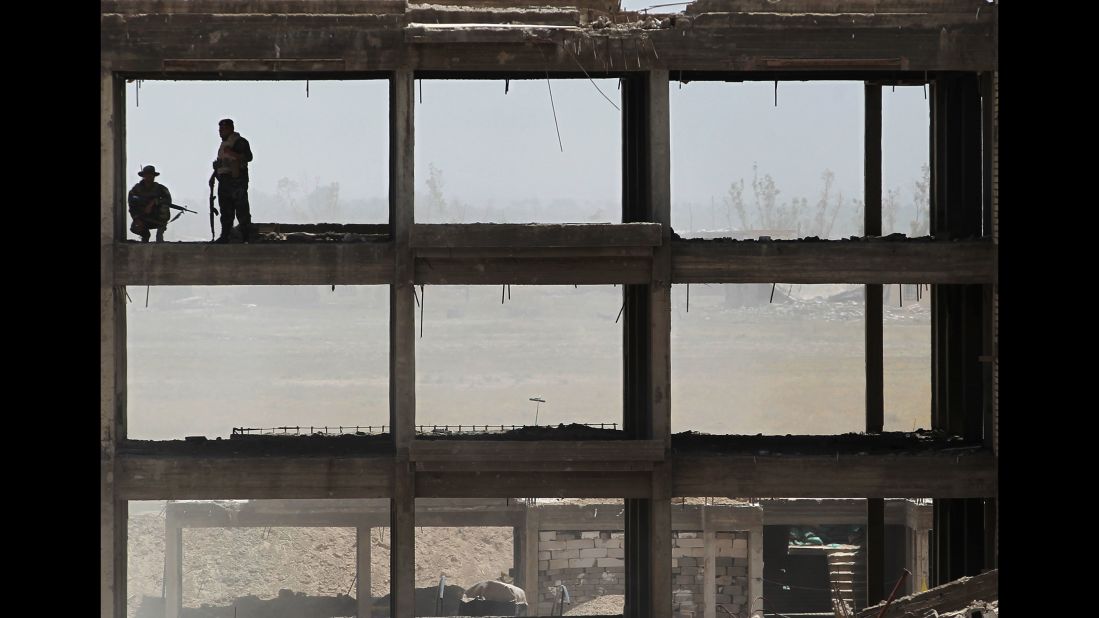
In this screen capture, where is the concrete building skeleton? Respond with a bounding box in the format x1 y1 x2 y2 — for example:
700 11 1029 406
100 1 998 616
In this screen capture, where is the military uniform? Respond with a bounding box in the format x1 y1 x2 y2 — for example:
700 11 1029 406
213 131 254 242
128 178 172 242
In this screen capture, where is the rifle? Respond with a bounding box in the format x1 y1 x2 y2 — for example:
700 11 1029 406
166 203 198 223
168 203 198 214
208 186 219 241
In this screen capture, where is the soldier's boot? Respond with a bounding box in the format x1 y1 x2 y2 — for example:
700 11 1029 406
214 224 232 243
139 231 150 243
241 224 250 244
155 228 165 243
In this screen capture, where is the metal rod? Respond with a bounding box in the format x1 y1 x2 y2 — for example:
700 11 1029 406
874 569 911 618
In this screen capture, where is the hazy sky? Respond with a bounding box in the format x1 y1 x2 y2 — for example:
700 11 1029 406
124 77 928 232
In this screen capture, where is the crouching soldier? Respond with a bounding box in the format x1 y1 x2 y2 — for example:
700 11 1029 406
128 165 172 242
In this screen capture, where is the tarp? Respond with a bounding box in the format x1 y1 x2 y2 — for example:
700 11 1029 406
463 580 528 605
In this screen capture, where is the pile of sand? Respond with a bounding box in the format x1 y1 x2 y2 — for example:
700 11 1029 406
128 510 514 617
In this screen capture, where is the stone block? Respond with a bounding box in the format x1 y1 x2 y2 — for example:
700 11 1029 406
580 547 608 558
539 531 557 541
597 557 624 567
541 540 566 551
569 558 596 568
549 559 570 569
581 531 600 539
566 539 595 549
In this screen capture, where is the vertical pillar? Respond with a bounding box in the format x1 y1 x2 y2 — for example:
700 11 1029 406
622 69 672 618
929 73 987 585
702 508 716 618
866 499 885 605
747 510 764 618
914 528 930 593
649 65 674 612
903 528 914 595
357 527 372 618
522 507 541 610
164 515 183 618
981 71 999 572
389 69 417 618
101 65 127 618
864 83 885 608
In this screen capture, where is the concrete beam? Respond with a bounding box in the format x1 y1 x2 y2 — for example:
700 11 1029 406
163 499 524 528
409 440 665 463
760 498 915 526
411 223 662 248
672 239 996 284
101 9 996 73
116 450 994 500
114 238 995 287
416 471 652 498
674 451 997 498
114 242 394 286
116 455 394 499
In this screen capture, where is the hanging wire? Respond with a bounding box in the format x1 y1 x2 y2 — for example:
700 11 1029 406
562 43 620 111
544 71 564 152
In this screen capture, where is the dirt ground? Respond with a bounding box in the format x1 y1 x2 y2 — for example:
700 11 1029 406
128 508 515 617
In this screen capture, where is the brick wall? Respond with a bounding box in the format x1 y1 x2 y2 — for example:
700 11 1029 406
536 529 751 617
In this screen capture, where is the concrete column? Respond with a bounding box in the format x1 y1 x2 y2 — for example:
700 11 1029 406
101 64 127 618
164 517 183 618
914 528 930 593
357 527 372 618
648 68 673 618
703 507 716 618
864 83 886 609
389 69 417 618
622 69 672 618
903 527 914 595
747 513 764 618
522 506 541 609
651 464 673 618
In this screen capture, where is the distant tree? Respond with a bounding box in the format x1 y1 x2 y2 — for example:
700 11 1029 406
909 163 931 237
424 162 448 221
750 163 780 229
883 187 901 235
305 182 340 221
